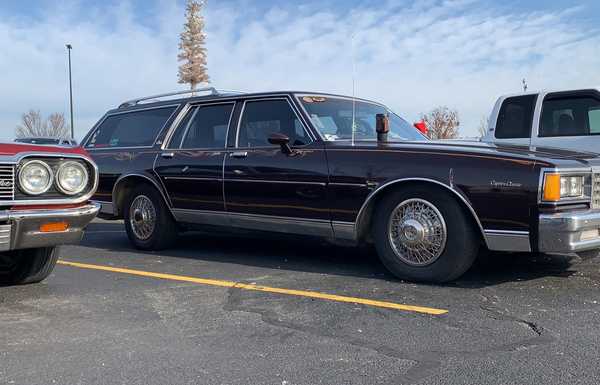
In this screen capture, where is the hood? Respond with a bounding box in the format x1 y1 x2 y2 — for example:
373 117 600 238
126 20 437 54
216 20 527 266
410 139 600 161
0 142 88 157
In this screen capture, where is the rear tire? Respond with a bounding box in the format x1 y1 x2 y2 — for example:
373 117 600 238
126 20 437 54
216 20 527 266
372 187 480 283
124 184 177 250
0 247 60 286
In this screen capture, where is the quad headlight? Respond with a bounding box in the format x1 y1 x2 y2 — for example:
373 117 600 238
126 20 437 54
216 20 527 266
56 161 89 195
542 172 588 202
18 160 53 195
18 159 90 197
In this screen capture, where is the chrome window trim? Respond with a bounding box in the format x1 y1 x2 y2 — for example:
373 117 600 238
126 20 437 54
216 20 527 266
83 104 180 150
234 97 316 149
537 167 593 206
1 153 99 206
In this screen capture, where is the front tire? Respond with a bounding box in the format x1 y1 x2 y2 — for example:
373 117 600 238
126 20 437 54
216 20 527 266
372 187 480 283
124 184 177 250
0 247 60 286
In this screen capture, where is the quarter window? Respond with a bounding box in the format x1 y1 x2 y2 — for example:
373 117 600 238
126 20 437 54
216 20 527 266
540 96 600 137
495 95 536 139
86 107 176 148
179 104 234 149
238 100 310 148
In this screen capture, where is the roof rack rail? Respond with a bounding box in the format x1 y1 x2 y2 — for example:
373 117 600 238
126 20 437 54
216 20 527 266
118 87 245 108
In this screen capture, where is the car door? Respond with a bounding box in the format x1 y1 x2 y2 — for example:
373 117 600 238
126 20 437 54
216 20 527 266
154 102 235 222
531 91 600 152
223 97 331 236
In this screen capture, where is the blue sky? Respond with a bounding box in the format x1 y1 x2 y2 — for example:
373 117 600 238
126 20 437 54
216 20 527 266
1 0 599 140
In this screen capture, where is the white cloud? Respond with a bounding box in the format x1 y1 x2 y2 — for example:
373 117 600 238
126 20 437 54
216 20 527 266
0 0 599 141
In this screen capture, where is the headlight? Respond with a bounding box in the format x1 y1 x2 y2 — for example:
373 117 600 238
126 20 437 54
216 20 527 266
56 161 89 195
18 160 53 195
543 173 587 202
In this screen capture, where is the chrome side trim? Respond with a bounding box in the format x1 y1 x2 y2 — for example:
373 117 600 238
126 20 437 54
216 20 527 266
332 221 355 240
172 209 334 238
354 177 488 246
229 178 326 186
484 230 531 252
112 173 173 216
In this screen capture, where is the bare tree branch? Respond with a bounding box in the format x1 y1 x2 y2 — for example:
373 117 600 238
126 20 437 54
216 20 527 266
15 111 70 139
478 116 489 138
421 106 460 140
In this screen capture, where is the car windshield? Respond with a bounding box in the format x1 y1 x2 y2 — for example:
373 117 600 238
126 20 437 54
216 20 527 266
299 96 426 142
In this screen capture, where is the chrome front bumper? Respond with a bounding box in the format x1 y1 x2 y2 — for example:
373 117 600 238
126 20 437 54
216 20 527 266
0 203 100 251
539 209 600 253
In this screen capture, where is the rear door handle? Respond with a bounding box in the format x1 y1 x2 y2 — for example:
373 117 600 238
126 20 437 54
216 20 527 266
230 151 248 159
161 152 174 159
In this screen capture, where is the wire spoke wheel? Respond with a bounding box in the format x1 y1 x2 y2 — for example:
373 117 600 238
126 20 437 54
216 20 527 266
388 198 447 267
129 195 157 241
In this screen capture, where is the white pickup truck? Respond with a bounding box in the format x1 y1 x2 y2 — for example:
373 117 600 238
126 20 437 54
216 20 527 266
481 87 600 152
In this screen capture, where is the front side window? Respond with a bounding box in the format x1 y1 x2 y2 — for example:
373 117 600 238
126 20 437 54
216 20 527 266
238 100 311 148
540 96 600 137
299 96 425 142
495 95 536 139
86 107 176 148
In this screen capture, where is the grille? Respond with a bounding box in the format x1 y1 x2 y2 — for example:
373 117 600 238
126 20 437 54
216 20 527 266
0 165 15 201
593 173 600 210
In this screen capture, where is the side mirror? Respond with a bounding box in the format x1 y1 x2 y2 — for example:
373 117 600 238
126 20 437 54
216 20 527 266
268 133 292 154
376 113 390 142
414 120 428 135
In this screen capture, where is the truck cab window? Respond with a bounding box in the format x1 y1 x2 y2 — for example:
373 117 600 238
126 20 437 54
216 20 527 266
540 96 600 137
495 95 536 139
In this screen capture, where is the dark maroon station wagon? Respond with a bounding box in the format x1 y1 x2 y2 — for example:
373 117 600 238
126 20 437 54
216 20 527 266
83 88 600 282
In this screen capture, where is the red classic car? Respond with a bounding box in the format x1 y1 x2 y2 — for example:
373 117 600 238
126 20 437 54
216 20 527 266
0 143 99 285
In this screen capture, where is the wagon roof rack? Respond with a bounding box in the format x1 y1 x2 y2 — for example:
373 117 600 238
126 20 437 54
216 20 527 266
118 87 245 108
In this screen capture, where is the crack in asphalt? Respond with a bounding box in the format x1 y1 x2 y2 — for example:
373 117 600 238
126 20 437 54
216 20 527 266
223 285 442 384
224 287 558 384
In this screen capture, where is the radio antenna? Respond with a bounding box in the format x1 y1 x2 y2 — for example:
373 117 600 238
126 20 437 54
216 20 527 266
351 32 357 146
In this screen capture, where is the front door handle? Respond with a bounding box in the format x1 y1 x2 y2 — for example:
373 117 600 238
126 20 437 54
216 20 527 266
161 152 174 159
230 151 248 159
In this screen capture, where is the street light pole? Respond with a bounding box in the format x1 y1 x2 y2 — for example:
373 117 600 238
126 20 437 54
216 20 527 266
66 44 74 139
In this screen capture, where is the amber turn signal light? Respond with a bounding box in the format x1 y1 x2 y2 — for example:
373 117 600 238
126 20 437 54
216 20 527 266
543 173 561 202
39 222 69 233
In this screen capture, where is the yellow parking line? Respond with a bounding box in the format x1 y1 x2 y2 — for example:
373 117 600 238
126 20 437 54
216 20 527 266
57 260 448 316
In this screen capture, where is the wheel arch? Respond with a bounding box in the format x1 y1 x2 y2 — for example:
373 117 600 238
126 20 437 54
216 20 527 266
355 178 487 246
112 173 171 218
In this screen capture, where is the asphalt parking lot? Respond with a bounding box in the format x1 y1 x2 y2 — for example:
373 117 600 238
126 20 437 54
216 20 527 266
1 219 600 385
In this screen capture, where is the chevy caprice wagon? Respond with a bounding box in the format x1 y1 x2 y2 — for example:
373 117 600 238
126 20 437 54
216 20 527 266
83 88 600 282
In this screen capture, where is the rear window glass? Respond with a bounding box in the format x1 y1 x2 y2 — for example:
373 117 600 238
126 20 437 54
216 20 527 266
86 107 176 148
540 97 600 137
495 95 536 139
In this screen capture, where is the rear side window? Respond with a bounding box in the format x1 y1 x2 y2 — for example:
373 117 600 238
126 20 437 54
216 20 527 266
495 95 537 139
181 104 234 149
539 97 600 137
86 107 176 148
